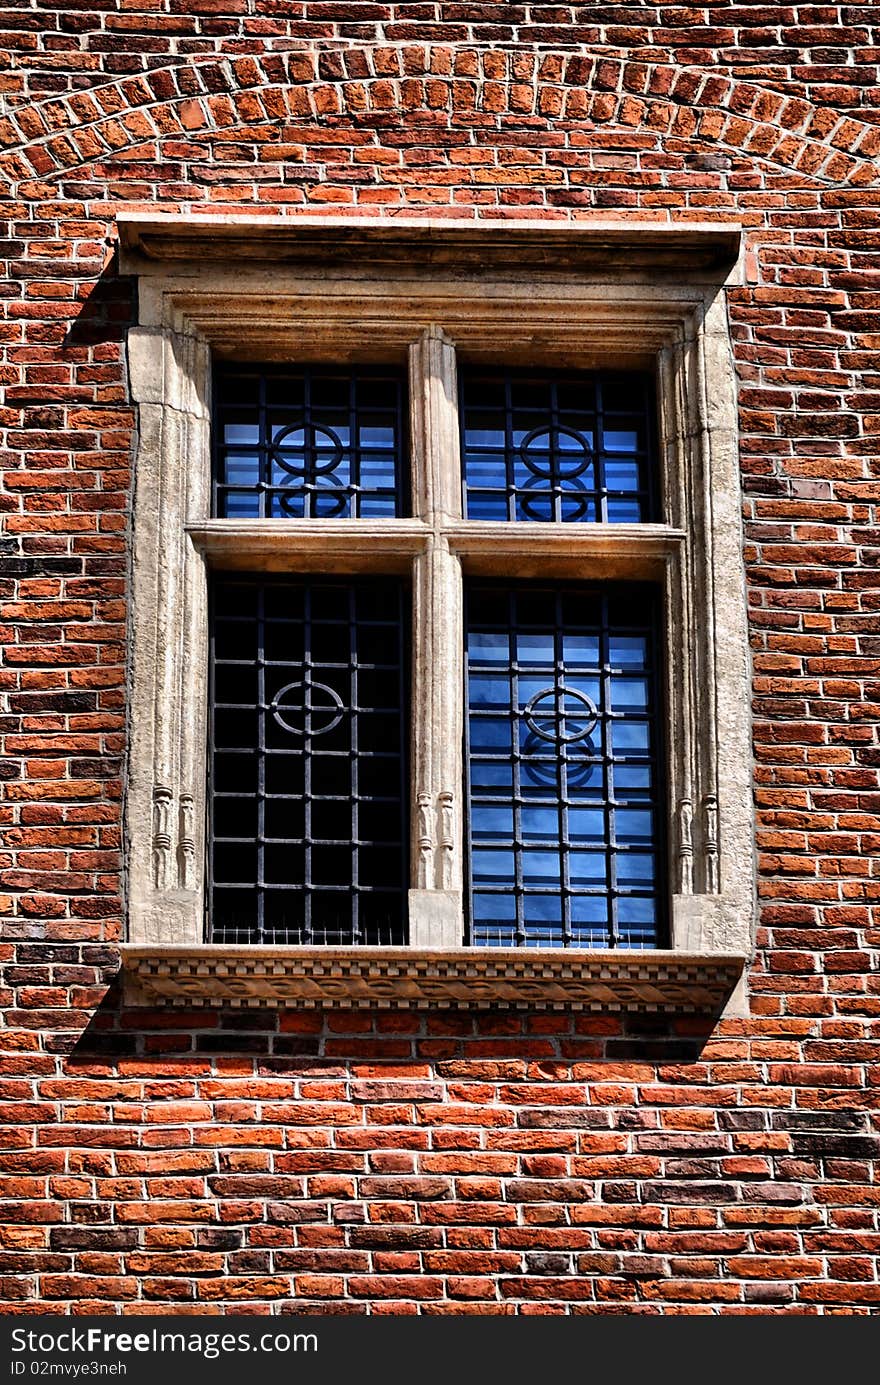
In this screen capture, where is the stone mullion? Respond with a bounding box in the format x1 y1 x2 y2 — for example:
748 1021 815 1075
177 349 212 896
408 327 464 946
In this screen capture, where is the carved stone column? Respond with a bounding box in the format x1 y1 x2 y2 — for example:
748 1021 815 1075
408 327 464 946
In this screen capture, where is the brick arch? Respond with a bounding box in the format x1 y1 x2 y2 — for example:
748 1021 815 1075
1 49 879 191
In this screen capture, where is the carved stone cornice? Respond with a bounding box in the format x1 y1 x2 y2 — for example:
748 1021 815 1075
119 946 745 1013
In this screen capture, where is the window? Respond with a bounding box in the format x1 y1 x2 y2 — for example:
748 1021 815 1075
209 575 409 946
204 360 667 952
120 215 752 1012
465 581 665 951
460 369 656 524
213 365 407 519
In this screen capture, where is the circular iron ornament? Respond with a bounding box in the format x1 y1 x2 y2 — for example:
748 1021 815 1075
518 425 592 480
270 422 344 476
269 421 349 517
277 471 347 518
517 425 594 521
270 680 344 737
518 473 591 522
520 728 597 789
524 683 599 744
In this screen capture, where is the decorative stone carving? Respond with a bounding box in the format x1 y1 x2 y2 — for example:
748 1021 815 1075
178 794 196 890
703 794 720 893
120 944 745 1014
677 797 694 895
416 792 435 890
151 785 174 890
439 790 455 890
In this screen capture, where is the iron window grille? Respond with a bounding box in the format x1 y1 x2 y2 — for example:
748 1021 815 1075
205 359 669 951
460 369 656 524
465 581 666 949
208 575 409 946
213 364 408 519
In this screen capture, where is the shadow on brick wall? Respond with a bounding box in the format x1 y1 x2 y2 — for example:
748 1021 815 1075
64 260 135 348
64 973 720 1068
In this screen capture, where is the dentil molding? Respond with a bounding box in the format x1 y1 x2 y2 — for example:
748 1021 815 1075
120 945 746 1013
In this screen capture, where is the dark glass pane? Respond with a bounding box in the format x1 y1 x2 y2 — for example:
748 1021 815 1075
213 366 408 519
465 582 665 949
461 370 655 523
208 576 409 945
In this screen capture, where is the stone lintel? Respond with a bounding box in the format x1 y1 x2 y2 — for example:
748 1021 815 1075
119 214 742 277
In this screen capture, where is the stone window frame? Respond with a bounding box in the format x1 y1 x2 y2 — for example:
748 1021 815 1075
118 215 753 1014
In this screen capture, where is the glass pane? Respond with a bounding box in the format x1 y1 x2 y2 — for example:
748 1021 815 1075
213 367 407 518
465 582 664 949
461 370 655 523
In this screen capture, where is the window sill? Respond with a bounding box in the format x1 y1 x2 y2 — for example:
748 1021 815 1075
119 945 745 1013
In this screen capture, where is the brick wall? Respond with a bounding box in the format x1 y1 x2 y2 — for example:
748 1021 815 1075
1 5 879 1314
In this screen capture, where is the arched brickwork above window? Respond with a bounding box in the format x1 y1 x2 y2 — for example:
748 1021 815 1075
2 50 880 192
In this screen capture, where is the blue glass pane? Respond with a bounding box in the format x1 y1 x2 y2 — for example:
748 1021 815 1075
617 895 658 949
562 634 601 666
610 721 651 753
466 583 664 949
357 494 397 518
214 367 406 518
223 490 261 519
468 632 509 663
568 808 605 843
605 498 643 522
224 451 261 487
469 673 510 708
467 492 509 520
617 853 655 885
605 459 640 489
516 633 555 664
469 717 512 753
470 806 514 841
473 892 516 921
472 849 515 884
569 852 606 885
461 371 655 523
523 895 562 924
614 765 653 794
616 809 654 842
469 761 514 789
520 807 559 839
610 678 650 712
609 636 648 668
224 419 260 446
522 851 563 885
